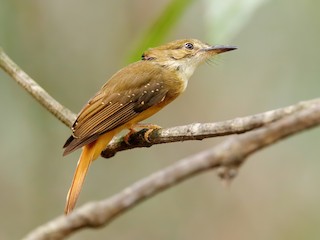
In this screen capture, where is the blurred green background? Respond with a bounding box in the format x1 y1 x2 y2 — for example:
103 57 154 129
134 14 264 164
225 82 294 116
1 0 320 239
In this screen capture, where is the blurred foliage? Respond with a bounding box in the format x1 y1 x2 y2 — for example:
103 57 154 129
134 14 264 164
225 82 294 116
204 0 270 42
127 0 195 62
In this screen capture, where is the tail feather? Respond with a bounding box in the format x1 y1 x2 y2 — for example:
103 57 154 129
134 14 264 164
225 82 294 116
64 130 120 214
64 145 94 214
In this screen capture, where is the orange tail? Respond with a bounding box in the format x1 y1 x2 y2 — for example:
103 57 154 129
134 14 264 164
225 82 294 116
64 144 95 214
64 130 119 214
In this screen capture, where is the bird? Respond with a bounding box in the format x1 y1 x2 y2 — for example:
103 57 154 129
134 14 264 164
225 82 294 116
63 39 237 214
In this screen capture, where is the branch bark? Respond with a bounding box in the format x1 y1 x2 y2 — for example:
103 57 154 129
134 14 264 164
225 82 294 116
102 98 320 157
0 48 76 127
1 47 320 240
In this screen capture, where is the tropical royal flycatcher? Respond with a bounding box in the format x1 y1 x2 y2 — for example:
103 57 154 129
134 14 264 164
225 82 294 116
63 39 237 214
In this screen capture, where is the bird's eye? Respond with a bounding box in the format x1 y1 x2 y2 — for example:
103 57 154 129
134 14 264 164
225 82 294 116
184 42 194 50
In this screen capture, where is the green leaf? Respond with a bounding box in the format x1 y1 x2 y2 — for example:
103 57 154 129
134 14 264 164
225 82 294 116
127 0 195 63
204 0 271 43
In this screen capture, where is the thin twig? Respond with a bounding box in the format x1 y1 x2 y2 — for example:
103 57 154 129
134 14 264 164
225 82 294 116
0 47 76 127
23 102 320 240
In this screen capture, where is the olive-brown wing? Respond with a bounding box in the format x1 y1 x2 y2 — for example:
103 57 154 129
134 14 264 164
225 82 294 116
63 73 169 155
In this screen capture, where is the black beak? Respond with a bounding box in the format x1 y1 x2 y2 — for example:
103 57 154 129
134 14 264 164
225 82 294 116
204 45 237 54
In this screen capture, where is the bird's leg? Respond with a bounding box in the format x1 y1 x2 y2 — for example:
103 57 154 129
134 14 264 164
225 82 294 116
138 123 162 143
123 128 136 145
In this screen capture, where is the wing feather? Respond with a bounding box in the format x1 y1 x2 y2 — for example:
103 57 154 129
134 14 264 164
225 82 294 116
63 61 178 155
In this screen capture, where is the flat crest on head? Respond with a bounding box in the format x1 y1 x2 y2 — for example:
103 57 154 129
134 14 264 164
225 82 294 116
142 39 211 62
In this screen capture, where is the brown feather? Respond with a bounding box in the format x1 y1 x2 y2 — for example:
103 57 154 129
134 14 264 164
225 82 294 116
63 61 183 155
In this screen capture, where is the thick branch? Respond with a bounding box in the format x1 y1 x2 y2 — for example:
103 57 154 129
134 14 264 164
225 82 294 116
23 102 320 240
101 98 320 158
0 47 76 127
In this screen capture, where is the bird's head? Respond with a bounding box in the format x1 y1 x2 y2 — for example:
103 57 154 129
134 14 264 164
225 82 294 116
142 39 237 81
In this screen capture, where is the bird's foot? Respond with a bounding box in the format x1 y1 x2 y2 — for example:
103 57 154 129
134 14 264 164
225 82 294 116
124 123 161 144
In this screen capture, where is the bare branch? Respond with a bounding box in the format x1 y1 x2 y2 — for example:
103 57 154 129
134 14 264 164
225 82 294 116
0 47 76 127
101 98 320 158
23 102 320 240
